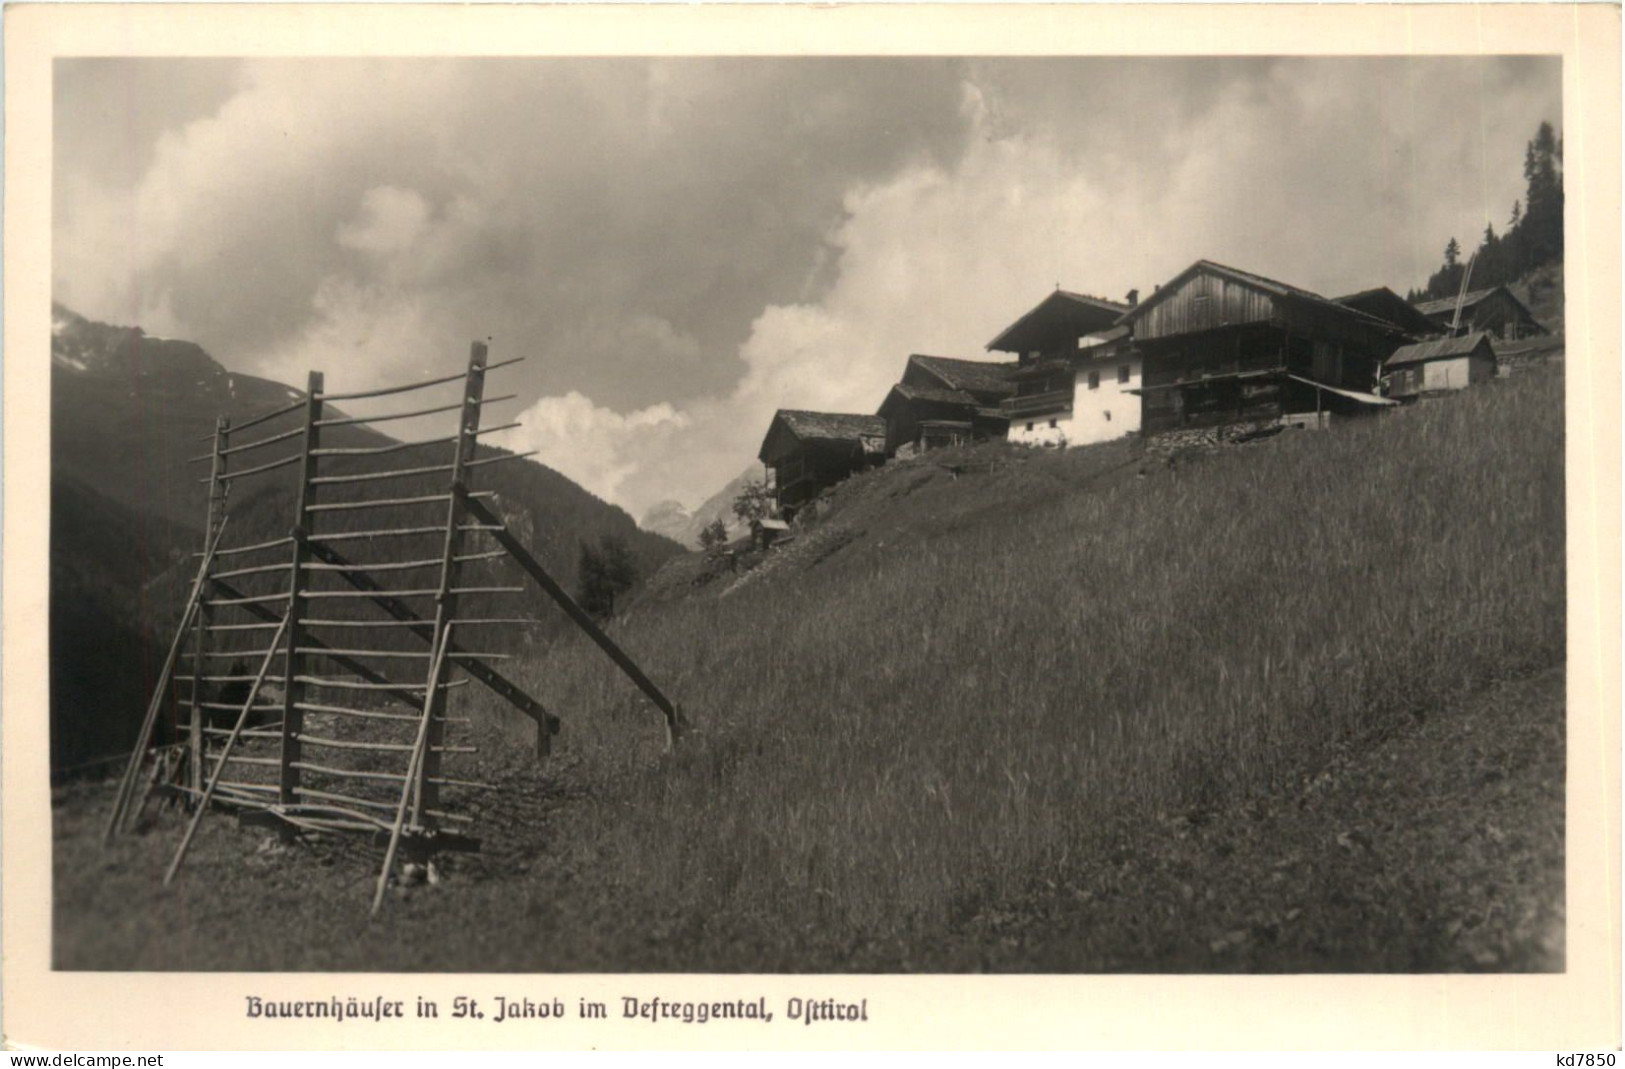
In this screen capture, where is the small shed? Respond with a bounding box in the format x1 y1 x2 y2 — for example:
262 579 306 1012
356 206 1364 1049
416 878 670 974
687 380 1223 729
1415 286 1548 341
1383 332 1498 399
750 516 791 551
757 409 886 519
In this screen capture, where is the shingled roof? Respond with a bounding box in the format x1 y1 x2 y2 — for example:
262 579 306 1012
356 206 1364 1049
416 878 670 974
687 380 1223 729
1385 332 1495 367
772 409 886 442
1412 285 1545 323
759 408 887 465
885 382 977 407
906 354 1018 400
1334 286 1440 336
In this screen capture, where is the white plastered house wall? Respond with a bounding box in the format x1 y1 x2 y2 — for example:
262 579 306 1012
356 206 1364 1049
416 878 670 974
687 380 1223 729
1007 340 1141 448
1008 411 1071 446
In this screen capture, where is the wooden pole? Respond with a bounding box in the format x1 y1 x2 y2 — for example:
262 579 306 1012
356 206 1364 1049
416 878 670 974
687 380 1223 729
164 615 291 885
209 575 427 713
414 341 488 823
293 536 558 746
103 518 231 844
188 416 230 795
460 493 684 749
373 625 454 915
278 372 323 805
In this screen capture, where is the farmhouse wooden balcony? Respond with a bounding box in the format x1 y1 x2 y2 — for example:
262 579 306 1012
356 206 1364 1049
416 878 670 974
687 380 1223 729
1001 388 1073 419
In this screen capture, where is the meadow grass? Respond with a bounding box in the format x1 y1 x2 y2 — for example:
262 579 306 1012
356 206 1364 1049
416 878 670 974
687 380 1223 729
463 367 1564 951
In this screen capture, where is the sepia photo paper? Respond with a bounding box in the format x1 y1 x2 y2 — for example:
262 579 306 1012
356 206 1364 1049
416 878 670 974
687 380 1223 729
3 1 1620 1052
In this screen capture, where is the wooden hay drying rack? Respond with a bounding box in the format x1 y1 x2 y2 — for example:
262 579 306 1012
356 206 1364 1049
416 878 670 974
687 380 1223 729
103 341 681 912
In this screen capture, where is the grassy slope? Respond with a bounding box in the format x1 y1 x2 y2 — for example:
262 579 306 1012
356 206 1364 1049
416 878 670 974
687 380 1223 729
1511 261 1565 337
54 365 1565 971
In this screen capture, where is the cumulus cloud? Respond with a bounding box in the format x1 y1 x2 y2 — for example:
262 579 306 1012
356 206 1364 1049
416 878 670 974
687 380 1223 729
337 187 432 257
55 56 1559 515
501 57 1559 514
512 393 691 508
55 57 970 405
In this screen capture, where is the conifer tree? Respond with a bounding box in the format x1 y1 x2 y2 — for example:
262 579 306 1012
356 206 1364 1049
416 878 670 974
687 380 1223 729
577 533 637 620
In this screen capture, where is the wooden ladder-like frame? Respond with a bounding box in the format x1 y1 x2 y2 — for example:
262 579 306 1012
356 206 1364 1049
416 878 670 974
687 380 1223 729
105 340 684 911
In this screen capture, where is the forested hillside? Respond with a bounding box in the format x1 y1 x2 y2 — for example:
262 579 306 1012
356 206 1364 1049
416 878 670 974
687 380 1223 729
1409 121 1564 302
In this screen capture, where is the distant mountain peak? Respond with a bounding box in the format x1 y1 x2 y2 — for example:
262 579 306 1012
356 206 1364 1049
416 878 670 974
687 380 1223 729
641 499 696 544
51 300 224 383
637 464 766 549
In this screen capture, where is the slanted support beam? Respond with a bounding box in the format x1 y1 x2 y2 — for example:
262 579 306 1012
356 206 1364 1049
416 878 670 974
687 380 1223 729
165 615 292 885
209 577 426 713
296 534 559 753
415 340 487 823
103 518 230 844
189 415 230 794
460 492 684 749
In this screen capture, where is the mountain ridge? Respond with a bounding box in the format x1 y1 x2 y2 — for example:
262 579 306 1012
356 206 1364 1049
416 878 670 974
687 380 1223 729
49 301 684 772
638 463 766 549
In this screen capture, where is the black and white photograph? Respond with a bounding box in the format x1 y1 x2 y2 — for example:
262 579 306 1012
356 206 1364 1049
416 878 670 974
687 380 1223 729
5 1 1620 1053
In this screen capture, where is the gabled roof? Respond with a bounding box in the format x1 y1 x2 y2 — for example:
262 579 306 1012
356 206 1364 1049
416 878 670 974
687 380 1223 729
879 381 977 410
986 290 1130 353
905 354 1017 400
758 409 886 464
1334 286 1440 336
1117 259 1406 336
1413 285 1541 325
1385 332 1496 367
773 409 886 441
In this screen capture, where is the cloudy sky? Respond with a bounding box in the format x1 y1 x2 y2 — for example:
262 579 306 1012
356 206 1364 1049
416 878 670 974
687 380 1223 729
55 56 1560 518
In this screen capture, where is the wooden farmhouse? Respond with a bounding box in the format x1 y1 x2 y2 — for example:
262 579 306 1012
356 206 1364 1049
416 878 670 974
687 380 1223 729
984 289 1136 447
1383 331 1498 400
1335 286 1443 337
757 409 886 519
1118 260 1408 434
1414 285 1548 341
876 353 1016 456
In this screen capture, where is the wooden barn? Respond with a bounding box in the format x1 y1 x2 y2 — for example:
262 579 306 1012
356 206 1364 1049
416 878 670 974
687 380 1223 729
1383 332 1498 399
984 289 1135 447
1414 285 1548 341
757 409 886 519
877 353 1015 455
1120 260 1407 435
1335 286 1443 337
